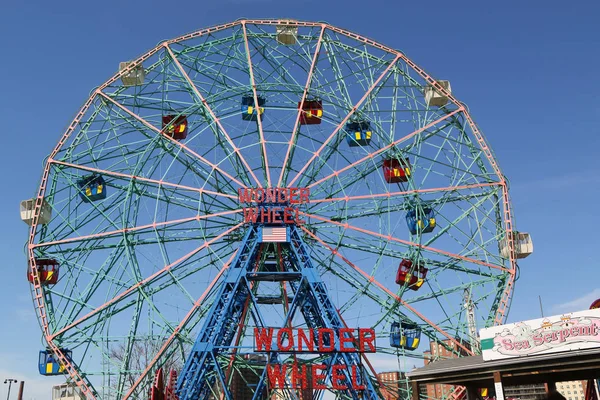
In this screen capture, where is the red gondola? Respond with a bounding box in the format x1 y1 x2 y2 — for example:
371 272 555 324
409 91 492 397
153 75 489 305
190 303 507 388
162 115 188 140
395 259 427 291
382 158 411 183
299 100 323 125
28 258 59 286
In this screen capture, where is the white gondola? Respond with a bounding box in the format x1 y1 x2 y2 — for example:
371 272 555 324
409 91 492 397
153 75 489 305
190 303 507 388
276 24 298 45
500 232 533 259
52 383 85 400
20 198 52 226
424 80 451 107
119 61 145 86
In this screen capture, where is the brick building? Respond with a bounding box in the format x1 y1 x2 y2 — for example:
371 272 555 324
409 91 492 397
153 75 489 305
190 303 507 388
423 338 471 399
377 371 404 400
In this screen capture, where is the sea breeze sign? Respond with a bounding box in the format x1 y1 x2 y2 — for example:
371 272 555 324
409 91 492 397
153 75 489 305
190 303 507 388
239 187 309 225
480 308 600 361
254 327 375 390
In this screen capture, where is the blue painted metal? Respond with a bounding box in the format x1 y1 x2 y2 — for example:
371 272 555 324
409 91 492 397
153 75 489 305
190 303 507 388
38 349 72 376
176 224 382 400
345 120 372 147
390 322 421 350
76 175 106 202
406 207 436 234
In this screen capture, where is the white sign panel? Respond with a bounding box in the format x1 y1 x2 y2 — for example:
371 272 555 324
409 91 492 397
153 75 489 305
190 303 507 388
494 382 505 400
480 308 600 361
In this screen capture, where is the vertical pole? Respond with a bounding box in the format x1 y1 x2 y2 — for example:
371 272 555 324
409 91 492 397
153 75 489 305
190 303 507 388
493 372 504 400
411 380 420 400
545 382 557 394
539 296 544 318
16 382 24 400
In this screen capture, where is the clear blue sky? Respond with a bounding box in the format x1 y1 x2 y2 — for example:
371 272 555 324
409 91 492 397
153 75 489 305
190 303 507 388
1 0 599 398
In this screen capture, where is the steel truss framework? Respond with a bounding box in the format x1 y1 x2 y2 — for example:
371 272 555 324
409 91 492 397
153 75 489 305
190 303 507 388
25 19 519 400
178 225 379 399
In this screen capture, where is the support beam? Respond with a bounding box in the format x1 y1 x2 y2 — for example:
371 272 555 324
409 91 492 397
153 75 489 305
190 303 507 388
410 380 420 400
494 371 505 400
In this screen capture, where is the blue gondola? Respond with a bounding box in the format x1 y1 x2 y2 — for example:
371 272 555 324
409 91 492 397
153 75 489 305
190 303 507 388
77 175 106 203
345 120 372 147
39 349 72 376
241 95 266 121
406 207 436 234
390 322 421 350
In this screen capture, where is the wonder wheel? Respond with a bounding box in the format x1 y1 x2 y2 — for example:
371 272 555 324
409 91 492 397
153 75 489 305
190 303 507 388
21 19 532 400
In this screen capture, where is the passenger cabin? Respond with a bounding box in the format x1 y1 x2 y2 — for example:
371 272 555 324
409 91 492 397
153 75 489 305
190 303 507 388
77 175 106 202
390 321 421 350
424 80 451 107
20 198 52 226
119 61 145 87
162 115 188 140
39 349 72 376
241 95 266 121
345 120 372 147
299 100 323 125
28 258 59 286
395 259 428 291
406 207 436 234
500 231 533 259
276 24 298 45
52 383 85 400
382 158 411 183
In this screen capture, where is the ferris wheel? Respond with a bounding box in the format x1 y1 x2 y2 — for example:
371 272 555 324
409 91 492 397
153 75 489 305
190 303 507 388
21 19 533 400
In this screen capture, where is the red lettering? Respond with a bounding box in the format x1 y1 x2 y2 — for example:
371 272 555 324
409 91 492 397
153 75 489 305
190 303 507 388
533 333 543 346
332 364 347 390
278 188 287 203
339 328 355 352
265 188 277 203
271 207 282 223
318 328 335 352
277 328 294 351
294 208 305 225
544 333 553 343
283 207 294 224
571 327 579 337
267 364 287 389
255 188 265 202
289 188 299 204
260 207 270 223
299 188 310 203
559 329 570 342
359 328 376 352
254 328 274 351
501 338 514 350
311 364 327 390
351 365 365 390
297 328 314 352
238 188 251 203
292 363 309 389
243 207 258 223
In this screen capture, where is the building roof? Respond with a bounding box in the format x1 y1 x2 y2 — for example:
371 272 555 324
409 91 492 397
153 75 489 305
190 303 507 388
407 347 600 387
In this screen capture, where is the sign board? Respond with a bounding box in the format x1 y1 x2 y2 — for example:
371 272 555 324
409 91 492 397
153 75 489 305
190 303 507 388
494 382 505 400
480 308 600 361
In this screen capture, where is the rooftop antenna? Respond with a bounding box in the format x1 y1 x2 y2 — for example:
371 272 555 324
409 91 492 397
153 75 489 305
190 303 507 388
539 295 544 318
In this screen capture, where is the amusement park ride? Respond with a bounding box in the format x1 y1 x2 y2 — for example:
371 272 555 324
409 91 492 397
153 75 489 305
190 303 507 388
20 19 533 400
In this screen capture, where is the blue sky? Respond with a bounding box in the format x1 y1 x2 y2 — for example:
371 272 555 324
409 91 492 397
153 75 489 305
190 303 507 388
1 0 599 398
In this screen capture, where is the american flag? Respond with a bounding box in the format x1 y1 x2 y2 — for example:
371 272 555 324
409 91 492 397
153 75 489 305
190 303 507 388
262 227 288 242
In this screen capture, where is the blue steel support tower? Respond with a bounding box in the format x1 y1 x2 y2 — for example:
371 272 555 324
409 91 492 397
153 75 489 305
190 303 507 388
176 224 381 399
